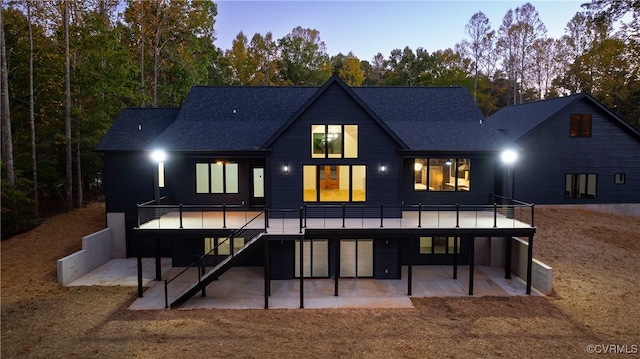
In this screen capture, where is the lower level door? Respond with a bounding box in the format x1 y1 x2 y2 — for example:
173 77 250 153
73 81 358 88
295 240 329 278
340 239 373 277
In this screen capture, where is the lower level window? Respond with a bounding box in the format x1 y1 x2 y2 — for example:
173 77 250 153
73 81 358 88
565 173 597 199
204 237 244 255
303 165 366 202
419 237 460 254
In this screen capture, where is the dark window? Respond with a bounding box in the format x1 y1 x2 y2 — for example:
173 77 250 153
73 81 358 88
565 173 597 198
570 114 592 137
614 173 626 185
419 237 460 254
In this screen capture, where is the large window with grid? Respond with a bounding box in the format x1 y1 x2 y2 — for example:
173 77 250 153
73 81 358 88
311 124 358 158
303 165 366 202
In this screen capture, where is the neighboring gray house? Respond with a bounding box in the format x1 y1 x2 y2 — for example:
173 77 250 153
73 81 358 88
486 93 640 207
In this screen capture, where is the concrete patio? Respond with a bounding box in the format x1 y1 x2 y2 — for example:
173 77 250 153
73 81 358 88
68 258 542 310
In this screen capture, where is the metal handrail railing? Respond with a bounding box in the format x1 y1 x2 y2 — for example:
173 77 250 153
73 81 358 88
163 210 266 308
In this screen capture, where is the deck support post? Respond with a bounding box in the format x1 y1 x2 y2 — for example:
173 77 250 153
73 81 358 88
137 255 143 297
334 238 340 297
505 236 512 279
299 238 304 309
418 203 422 228
264 239 270 309
526 235 533 295
453 236 458 280
468 237 474 295
407 237 413 296
155 238 161 281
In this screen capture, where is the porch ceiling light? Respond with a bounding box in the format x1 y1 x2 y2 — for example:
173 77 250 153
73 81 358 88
150 149 167 163
501 149 518 165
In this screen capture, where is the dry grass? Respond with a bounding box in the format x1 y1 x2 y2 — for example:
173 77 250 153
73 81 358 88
2 202 639 358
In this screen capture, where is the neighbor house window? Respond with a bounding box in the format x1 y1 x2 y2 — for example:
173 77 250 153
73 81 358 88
565 173 597 198
614 173 626 185
414 158 470 191
303 165 366 202
311 124 358 158
196 162 239 194
570 114 592 137
419 237 460 254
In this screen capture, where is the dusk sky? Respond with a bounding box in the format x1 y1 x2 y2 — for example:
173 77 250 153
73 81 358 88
214 0 586 61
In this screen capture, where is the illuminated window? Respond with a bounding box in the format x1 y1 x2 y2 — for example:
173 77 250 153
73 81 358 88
311 125 358 158
570 114 592 137
414 158 470 191
303 165 366 202
195 162 239 194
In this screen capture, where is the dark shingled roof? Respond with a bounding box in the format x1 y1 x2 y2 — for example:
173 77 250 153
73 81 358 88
99 77 517 153
485 94 582 140
96 108 179 151
149 86 317 151
352 87 512 151
487 93 640 141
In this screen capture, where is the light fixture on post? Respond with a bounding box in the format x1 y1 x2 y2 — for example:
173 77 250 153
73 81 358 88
149 149 167 204
500 149 518 218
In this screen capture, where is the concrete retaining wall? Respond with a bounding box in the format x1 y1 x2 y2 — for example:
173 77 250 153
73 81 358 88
510 237 553 295
57 228 113 285
474 236 553 295
57 212 126 286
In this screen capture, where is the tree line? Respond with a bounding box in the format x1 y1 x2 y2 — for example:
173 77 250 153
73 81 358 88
1 0 637 236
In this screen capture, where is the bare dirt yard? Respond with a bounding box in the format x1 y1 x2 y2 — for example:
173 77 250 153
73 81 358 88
2 202 639 358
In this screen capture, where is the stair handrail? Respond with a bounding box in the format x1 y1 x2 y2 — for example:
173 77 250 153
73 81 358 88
163 210 265 308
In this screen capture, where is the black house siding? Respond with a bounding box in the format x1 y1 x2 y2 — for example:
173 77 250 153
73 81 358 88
165 156 265 207
268 83 402 210
513 99 640 204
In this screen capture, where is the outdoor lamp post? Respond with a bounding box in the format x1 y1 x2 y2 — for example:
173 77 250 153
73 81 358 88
500 149 518 218
150 149 167 204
